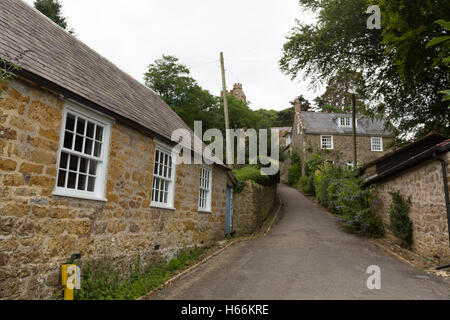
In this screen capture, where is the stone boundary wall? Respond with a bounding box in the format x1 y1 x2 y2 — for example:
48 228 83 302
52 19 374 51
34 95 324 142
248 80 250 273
371 152 450 259
0 79 228 299
233 181 278 235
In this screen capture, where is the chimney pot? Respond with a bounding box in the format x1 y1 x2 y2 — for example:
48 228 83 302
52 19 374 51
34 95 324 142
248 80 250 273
295 98 301 113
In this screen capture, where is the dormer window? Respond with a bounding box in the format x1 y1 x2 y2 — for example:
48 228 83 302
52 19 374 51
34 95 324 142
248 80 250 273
339 117 352 127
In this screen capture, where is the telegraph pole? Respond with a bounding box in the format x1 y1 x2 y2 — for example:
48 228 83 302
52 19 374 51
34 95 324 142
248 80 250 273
220 52 232 167
352 93 357 168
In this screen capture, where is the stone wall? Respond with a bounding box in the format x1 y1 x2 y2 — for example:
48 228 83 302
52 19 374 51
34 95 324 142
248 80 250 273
232 181 278 235
371 153 450 259
300 134 393 166
291 113 393 168
0 78 228 299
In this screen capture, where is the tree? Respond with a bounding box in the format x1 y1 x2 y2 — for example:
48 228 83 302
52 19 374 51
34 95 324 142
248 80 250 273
280 0 450 139
315 69 368 113
426 19 450 105
223 94 262 130
34 0 74 34
290 95 311 111
144 55 222 131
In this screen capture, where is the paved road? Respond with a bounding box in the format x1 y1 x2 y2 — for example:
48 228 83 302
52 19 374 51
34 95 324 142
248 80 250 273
150 184 450 300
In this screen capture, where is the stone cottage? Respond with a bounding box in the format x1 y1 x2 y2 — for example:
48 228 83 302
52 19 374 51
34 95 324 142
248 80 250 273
360 133 450 261
0 0 233 299
291 99 394 171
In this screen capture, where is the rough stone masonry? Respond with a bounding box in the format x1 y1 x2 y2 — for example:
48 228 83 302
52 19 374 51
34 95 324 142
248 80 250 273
0 78 228 299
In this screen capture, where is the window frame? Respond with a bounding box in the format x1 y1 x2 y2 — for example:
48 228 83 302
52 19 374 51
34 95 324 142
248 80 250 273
198 165 213 213
320 135 334 150
346 161 354 170
53 102 111 201
371 137 383 152
150 143 177 210
338 117 357 128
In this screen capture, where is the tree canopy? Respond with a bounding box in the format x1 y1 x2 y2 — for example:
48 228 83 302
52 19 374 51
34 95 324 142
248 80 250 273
280 0 450 139
34 0 74 34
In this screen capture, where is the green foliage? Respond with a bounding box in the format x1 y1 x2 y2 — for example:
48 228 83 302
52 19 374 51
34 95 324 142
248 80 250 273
75 247 206 300
315 69 368 114
144 55 222 131
297 175 310 193
281 0 450 139
34 0 74 33
304 154 324 177
388 191 413 246
290 151 301 165
314 164 342 207
426 19 450 105
288 161 302 186
326 174 384 237
296 159 385 238
0 57 20 97
233 165 279 188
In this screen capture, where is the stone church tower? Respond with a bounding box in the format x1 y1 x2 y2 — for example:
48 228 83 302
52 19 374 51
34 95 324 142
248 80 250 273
221 83 247 103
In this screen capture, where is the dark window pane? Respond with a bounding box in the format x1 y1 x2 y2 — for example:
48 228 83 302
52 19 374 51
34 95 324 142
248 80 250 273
94 142 102 157
59 152 69 169
86 122 95 138
75 135 83 152
57 170 66 187
76 118 86 134
63 132 73 149
67 172 77 189
69 155 79 171
89 161 97 175
95 126 103 141
77 174 87 191
87 176 96 192
79 158 88 173
66 113 76 131
84 138 93 155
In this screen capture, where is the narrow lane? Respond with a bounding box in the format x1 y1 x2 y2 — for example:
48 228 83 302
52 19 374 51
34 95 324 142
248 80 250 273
149 184 449 300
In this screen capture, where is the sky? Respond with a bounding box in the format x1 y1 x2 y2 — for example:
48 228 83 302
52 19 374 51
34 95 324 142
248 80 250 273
24 0 320 111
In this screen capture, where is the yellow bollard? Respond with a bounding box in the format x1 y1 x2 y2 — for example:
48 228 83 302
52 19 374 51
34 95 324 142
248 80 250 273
62 264 80 300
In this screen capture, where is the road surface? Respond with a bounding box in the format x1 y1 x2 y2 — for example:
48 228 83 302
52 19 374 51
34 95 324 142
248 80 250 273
149 184 449 300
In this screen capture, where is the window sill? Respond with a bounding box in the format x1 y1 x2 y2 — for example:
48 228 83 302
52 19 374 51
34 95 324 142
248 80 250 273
151 203 176 211
198 209 212 214
52 190 107 202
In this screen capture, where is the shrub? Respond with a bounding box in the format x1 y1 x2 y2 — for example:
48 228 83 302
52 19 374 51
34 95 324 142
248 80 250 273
290 151 301 164
297 175 309 192
314 164 342 207
389 191 413 246
303 175 316 195
75 247 207 300
233 165 270 186
327 176 383 237
288 161 302 186
304 154 324 177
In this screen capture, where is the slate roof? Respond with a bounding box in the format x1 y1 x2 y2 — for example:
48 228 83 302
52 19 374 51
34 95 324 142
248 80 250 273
360 133 450 186
0 0 191 145
298 111 393 137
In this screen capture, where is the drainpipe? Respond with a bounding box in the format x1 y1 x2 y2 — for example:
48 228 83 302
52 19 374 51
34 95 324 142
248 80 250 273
432 152 450 270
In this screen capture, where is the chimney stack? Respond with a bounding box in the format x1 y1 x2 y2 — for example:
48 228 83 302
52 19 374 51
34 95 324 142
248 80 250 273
294 98 301 113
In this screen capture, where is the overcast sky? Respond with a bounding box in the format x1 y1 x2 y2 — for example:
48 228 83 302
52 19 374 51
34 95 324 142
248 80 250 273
24 0 319 111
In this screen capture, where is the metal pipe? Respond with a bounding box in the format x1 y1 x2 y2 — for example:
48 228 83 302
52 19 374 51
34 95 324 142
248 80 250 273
432 152 450 271
432 152 450 243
